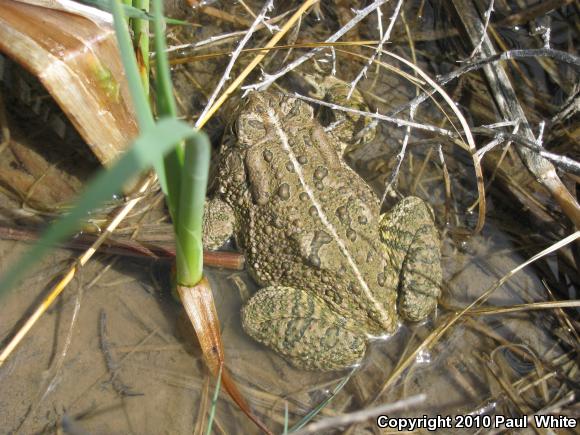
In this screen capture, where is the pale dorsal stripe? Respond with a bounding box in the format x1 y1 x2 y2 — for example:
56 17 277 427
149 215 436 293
264 101 386 324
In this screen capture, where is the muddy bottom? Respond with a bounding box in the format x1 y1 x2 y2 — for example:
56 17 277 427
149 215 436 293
0 215 569 434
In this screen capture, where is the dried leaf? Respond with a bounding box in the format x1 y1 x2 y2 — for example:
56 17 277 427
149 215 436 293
178 278 272 434
0 0 138 165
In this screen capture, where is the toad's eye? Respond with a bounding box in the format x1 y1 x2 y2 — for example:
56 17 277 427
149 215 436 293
282 98 313 121
236 114 266 146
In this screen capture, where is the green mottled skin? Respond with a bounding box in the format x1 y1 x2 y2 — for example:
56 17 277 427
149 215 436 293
204 85 441 371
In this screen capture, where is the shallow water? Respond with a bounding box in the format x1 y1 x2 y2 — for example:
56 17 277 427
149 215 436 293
0 216 572 433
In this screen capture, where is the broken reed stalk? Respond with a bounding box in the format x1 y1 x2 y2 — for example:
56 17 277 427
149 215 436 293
177 278 273 435
0 224 245 270
450 0 580 227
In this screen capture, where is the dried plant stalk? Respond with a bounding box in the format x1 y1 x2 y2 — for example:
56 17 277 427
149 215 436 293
0 0 138 165
450 0 580 227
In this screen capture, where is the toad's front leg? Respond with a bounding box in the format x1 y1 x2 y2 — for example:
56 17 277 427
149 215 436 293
203 197 236 250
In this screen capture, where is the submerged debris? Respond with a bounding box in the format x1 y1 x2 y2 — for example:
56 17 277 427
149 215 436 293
98 310 142 398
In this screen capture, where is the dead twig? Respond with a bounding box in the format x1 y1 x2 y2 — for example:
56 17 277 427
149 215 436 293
472 127 580 176
451 0 580 227
465 0 494 59
194 0 321 129
243 0 391 92
0 225 245 270
195 0 275 127
347 0 404 99
293 394 426 435
391 48 580 118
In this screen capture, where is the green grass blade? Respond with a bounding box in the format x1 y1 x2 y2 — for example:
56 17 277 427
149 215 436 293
175 133 211 286
152 0 183 220
132 0 150 102
110 0 170 195
122 0 132 24
152 0 177 119
110 0 153 130
0 119 207 298
80 0 190 25
205 365 223 435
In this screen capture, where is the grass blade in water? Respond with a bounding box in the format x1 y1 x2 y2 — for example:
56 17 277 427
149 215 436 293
0 118 206 298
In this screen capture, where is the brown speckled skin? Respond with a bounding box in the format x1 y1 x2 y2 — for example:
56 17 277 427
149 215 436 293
206 91 441 371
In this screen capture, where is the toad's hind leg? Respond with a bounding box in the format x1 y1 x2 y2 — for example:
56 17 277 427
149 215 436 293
241 286 367 371
379 197 442 322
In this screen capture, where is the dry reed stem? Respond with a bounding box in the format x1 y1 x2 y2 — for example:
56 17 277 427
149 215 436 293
493 344 550 405
165 8 293 55
458 350 574 419
452 0 580 228
487 23 535 91
542 281 580 346
482 355 536 421
199 5 254 28
460 339 572 433
237 0 258 21
515 353 575 395
446 360 480 400
169 41 382 66
451 300 580 316
193 370 211 435
293 394 425 435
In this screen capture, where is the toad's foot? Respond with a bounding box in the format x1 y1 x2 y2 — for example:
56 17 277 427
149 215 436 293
379 197 442 321
241 286 367 371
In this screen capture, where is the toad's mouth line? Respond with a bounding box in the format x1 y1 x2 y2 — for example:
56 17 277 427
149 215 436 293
264 100 390 328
